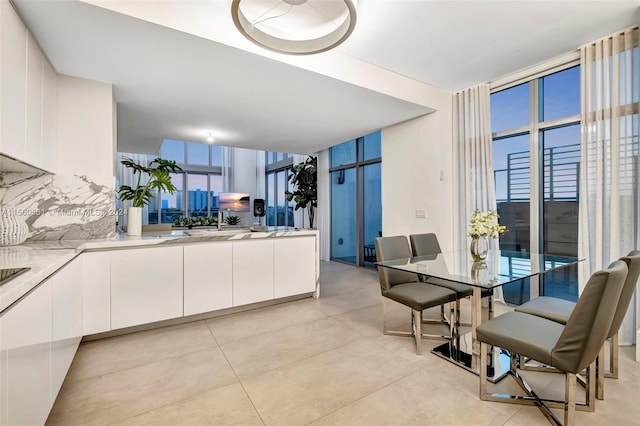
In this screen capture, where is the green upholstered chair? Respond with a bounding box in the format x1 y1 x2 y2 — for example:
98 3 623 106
514 250 640 399
375 236 457 355
476 260 628 425
409 233 495 324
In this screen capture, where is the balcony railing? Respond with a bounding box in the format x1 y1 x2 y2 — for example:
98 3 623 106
494 143 581 202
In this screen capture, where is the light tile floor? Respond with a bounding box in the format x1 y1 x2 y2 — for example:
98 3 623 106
48 261 640 425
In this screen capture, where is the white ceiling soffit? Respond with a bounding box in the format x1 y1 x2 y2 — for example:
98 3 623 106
14 1 638 155
79 0 640 94
338 0 640 92
13 0 436 155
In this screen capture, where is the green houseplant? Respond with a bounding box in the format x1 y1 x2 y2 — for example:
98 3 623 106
224 215 241 226
118 157 182 235
285 156 317 228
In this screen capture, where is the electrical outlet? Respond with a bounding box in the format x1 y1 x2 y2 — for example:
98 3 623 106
415 209 427 219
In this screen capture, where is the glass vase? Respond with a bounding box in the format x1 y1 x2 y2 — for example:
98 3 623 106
470 236 488 261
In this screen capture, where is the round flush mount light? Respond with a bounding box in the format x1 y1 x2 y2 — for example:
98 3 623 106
206 133 215 143
231 0 357 55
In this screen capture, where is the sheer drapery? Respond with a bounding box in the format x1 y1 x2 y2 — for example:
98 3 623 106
452 84 497 252
116 152 150 227
316 150 330 261
452 84 502 302
579 27 639 346
222 146 233 192
255 151 266 200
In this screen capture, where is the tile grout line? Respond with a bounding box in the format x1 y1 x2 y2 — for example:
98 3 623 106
225 334 370 382
65 320 219 385
211 327 268 426
302 368 423 426
101 320 260 426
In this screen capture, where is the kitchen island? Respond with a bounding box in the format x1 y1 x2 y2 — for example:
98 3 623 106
0 227 319 426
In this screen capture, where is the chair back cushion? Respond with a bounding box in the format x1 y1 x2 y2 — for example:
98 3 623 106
609 250 640 338
375 236 418 295
409 233 443 256
552 260 627 373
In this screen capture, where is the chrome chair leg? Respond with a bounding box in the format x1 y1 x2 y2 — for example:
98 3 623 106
412 309 422 355
479 342 488 400
585 361 596 412
480 352 594 424
604 333 619 378
381 297 454 353
565 372 577 426
596 346 605 400
382 298 389 334
488 295 494 320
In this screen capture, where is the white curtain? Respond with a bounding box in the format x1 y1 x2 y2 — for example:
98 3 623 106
222 146 233 192
578 27 639 347
316 150 331 261
116 152 150 228
255 150 266 199
452 84 502 302
452 84 497 251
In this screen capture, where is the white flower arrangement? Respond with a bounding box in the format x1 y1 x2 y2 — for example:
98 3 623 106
468 210 507 239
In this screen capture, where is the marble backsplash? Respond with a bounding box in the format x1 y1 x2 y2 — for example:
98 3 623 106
0 172 116 241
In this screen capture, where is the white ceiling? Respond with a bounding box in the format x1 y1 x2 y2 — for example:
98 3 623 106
12 0 640 156
339 0 640 92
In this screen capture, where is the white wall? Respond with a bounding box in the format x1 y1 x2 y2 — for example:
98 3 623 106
56 75 114 186
229 147 257 225
381 90 455 252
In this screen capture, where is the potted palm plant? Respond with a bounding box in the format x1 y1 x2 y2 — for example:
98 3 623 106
285 156 317 228
118 157 182 235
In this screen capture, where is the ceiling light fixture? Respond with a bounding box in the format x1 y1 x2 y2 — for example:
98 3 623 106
206 133 215 143
231 0 357 55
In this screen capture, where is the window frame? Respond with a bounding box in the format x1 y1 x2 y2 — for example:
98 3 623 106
329 132 382 267
264 152 294 227
491 61 581 301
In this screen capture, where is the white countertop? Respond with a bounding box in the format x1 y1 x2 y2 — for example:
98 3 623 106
0 227 318 314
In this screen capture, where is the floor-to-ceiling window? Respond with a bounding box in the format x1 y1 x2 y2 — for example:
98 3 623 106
265 152 294 226
491 65 581 304
149 139 224 224
330 131 382 267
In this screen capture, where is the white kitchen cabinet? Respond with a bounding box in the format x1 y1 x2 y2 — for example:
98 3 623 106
41 58 57 172
274 237 316 298
82 251 111 334
110 246 183 330
184 242 233 316
233 239 274 306
1 279 52 426
25 32 44 168
0 0 27 160
51 257 83 406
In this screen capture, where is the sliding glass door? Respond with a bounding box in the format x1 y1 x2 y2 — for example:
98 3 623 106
331 167 357 263
330 132 382 267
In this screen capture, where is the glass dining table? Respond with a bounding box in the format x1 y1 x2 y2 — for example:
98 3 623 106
376 249 582 382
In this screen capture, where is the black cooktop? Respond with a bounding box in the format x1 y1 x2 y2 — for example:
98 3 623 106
0 267 30 286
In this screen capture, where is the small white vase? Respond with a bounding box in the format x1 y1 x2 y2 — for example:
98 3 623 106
0 207 29 246
127 206 142 236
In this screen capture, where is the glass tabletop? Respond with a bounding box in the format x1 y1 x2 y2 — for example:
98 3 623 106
376 250 582 289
